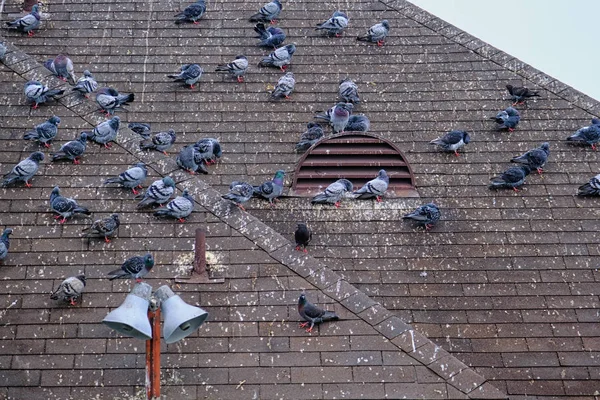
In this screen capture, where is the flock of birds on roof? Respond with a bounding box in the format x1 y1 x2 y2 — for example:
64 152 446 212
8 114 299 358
2 0 600 332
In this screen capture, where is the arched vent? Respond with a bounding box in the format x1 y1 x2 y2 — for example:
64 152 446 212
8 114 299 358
291 133 419 198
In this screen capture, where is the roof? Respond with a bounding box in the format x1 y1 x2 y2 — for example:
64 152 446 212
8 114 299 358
0 0 599 398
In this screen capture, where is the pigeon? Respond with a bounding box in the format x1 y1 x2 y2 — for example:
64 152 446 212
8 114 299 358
338 78 360 104
253 170 285 205
311 178 353 208
24 80 64 109
429 130 471 157
315 10 349 37
49 186 91 224
270 72 295 99
577 174 600 196
315 102 353 134
193 138 222 165
254 23 286 48
215 55 249 83
82 214 120 243
345 115 370 133
154 189 195 223
0 41 6 59
107 254 154 282
488 165 532 192
72 70 98 97
137 177 176 208
95 87 134 117
222 181 254 211
249 0 282 23
174 0 206 24
2 151 44 188
490 107 520 132
353 169 389 202
506 84 540 106
592 118 600 126
103 162 147 195
0 228 13 263
295 122 324 153
23 116 61 147
357 20 390 46
128 122 152 139
298 293 339 333
50 275 86 305
167 64 204 89
259 44 296 71
5 4 41 36
85 116 120 148
44 54 77 85
50 132 87 164
567 124 600 150
140 129 176 155
511 142 550 174
294 223 312 253
402 203 441 231
177 145 207 175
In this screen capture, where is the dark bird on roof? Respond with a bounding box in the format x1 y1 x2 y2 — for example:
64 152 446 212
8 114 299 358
314 102 353 134
295 122 324 153
193 138 222 165
140 129 176 156
0 228 13 263
353 169 389 202
222 181 254 211
174 0 206 24
44 54 77 85
50 132 87 164
49 186 91 224
103 162 147 195
506 84 540 106
85 116 120 148
167 64 203 89
107 254 154 282
215 55 249 83
254 23 286 48
154 189 195 223
5 4 40 36
578 174 600 196
82 214 120 243
294 223 312 253
23 116 60 147
356 20 390 46
258 44 296 71
488 165 531 192
128 122 152 139
490 107 520 132
311 179 353 208
95 87 134 117
137 177 176 209
338 78 360 104
24 80 64 109
511 142 550 175
50 275 86 306
315 10 349 37
270 72 295 99
567 124 600 151
253 170 285 206
403 203 441 231
298 294 339 333
72 70 98 98
249 0 282 23
345 115 370 133
177 145 207 175
2 151 44 188
429 130 470 157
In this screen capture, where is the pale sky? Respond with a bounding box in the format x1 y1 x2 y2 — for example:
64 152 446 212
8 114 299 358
409 0 600 101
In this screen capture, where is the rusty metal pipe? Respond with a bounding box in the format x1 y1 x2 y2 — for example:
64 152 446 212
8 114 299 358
145 309 161 400
193 228 207 275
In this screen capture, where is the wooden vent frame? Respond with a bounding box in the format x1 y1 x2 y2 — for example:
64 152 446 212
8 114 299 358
291 132 419 198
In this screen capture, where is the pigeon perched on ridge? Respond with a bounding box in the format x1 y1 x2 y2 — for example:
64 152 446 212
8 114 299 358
295 122 324 153
249 0 282 23
315 10 349 37
567 124 600 150
357 20 390 46
174 0 206 24
5 4 40 36
294 223 312 253
222 181 254 211
23 116 60 147
177 145 207 175
24 80 64 109
254 23 286 48
298 293 339 333
107 254 154 282
490 107 520 132
50 132 87 164
193 137 222 165
311 178 353 208
128 122 151 139
345 115 370 132
511 142 550 174
577 174 600 196
270 72 295 99
215 55 249 83
82 214 120 243
259 44 296 71
154 189 195 223
167 64 204 89
137 177 176 208
338 78 360 104
96 87 134 117
72 70 98 98
429 130 471 157
103 162 147 195
315 102 353 134
140 129 176 155
488 165 531 192
85 116 120 148
506 84 540 106
403 203 441 231
0 228 13 263
50 275 86 305
0 42 6 59
44 54 77 85
2 151 44 188
253 170 285 205
353 169 389 202
49 186 91 224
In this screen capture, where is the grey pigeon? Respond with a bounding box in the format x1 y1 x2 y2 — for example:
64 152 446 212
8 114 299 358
578 174 600 196
490 107 520 131
338 78 360 104
294 223 312 253
140 129 176 155
249 0 282 23
82 214 120 243
0 228 13 263
567 124 600 150
357 20 390 46
0 42 6 59
253 170 285 205
298 293 339 333
270 72 295 99
72 70 98 97
193 137 222 165
403 203 441 231
254 23 286 48
2 151 44 188
222 181 254 211
167 64 204 89
137 177 176 208
311 178 353 208
177 145 208 175
154 189 195 222
49 186 91 224
103 162 147 195
295 122 324 153
488 165 532 191
85 116 120 148
107 254 154 282
5 4 41 36
315 102 353 134
215 55 249 83
24 80 64 109
511 142 550 174
259 44 296 71
506 84 540 106
429 130 471 157
95 87 134 117
44 54 77 85
174 0 206 24
128 122 151 139
50 132 87 164
345 115 370 132
353 169 389 202
23 116 61 147
315 10 349 37
50 275 86 305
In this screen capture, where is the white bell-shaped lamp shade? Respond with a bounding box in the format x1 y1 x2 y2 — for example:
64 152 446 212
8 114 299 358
154 285 209 344
102 282 153 340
